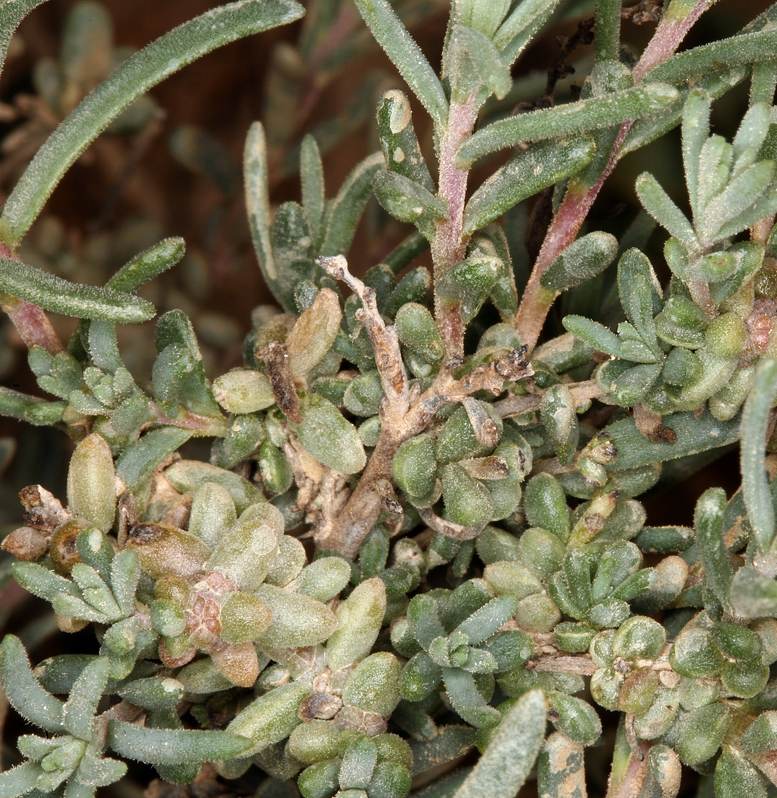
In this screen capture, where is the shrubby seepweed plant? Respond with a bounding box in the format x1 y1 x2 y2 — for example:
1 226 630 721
2 0 777 795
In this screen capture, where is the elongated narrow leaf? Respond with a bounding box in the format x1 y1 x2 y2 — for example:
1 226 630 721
635 174 699 251
731 566 777 618
462 137 594 235
13 562 78 602
458 83 678 166
541 231 618 294
373 169 447 236
0 0 48 81
107 720 251 764
453 690 546 798
563 315 623 358
694 489 734 613
741 359 777 553
0 386 43 420
606 410 741 471
0 258 154 322
321 152 384 257
63 657 110 741
300 135 326 249
682 90 710 219
1 0 305 248
352 0 448 128
456 25 512 100
648 28 777 87
106 238 185 293
244 121 277 300
493 0 562 63
0 635 65 733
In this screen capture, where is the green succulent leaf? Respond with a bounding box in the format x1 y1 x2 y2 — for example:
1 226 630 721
107 720 252 764
452 690 546 798
0 636 65 733
351 0 448 129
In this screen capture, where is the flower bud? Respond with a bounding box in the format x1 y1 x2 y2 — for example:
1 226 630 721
67 433 116 533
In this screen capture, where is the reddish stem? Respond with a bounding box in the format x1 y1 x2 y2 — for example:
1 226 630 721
515 0 716 354
433 97 478 359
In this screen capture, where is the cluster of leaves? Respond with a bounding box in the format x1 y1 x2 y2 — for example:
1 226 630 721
3 1 777 798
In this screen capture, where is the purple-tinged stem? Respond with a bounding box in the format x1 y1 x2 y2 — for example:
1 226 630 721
515 0 715 355
433 97 478 360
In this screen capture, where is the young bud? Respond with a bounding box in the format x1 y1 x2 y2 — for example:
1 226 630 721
67 433 116 534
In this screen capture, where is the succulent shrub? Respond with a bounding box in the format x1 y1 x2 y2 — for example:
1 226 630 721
2 0 777 797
